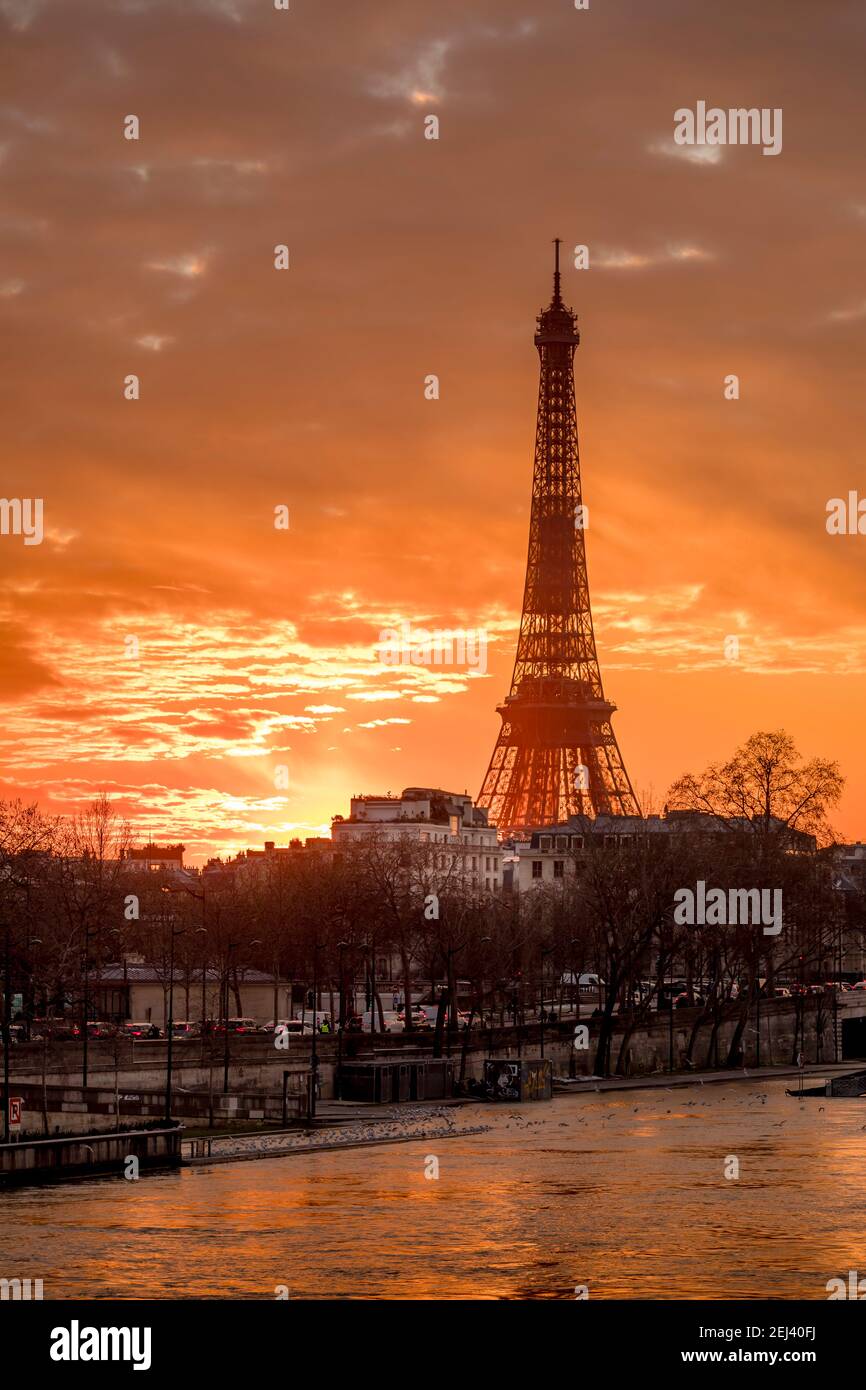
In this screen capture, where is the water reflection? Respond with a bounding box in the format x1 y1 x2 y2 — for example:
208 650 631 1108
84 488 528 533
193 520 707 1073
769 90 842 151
2 1079 863 1299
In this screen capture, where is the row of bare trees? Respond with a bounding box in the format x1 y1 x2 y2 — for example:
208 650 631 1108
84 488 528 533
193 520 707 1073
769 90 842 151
0 731 860 1075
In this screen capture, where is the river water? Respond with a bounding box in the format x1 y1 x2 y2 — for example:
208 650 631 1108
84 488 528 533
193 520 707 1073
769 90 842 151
3 1078 864 1299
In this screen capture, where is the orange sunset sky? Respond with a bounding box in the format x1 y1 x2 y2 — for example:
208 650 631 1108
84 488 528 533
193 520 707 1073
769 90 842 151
1 0 865 862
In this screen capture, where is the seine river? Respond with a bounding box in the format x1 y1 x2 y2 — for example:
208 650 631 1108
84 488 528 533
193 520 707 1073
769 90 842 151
3 1078 864 1299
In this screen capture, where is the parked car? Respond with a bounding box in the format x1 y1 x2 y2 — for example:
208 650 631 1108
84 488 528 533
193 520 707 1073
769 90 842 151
395 1007 431 1030
267 1019 313 1037
170 1020 201 1038
31 1018 80 1041
86 1021 118 1039
852 980 866 991
124 1021 161 1039
410 1004 439 1026
293 1011 332 1031
356 1010 406 1033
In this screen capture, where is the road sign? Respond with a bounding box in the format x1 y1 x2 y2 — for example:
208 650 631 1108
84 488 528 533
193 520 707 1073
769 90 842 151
9 1098 22 1126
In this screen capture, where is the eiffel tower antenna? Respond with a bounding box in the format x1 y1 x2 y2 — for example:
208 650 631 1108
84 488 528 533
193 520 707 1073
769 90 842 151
477 245 641 836
552 236 562 305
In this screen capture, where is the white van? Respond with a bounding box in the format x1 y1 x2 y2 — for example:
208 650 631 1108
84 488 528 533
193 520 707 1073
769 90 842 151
294 1010 333 1031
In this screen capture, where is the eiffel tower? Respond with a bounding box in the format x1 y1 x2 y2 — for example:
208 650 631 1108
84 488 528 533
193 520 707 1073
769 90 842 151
477 241 641 836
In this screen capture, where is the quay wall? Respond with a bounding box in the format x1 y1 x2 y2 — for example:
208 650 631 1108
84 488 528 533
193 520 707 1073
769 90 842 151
2 1079 310 1137
9 999 866 1109
0 1124 181 1186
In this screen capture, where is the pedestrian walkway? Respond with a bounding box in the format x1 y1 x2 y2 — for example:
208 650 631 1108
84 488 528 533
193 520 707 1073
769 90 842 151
553 1061 856 1094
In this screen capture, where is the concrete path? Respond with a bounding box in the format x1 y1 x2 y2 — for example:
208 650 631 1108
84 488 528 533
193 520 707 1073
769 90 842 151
552 1061 856 1093
181 1104 490 1167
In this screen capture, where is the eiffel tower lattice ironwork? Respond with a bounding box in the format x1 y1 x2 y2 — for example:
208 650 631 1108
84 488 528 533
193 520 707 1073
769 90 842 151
477 241 641 836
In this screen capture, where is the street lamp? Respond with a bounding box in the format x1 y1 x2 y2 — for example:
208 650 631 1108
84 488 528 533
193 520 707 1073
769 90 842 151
194 927 208 1027
336 940 350 1100
81 919 92 1088
164 921 186 1124
309 941 325 1122
25 936 43 1042
567 937 581 1021
566 938 581 1078
160 882 207 1022
223 938 261 1094
2 921 10 1143
366 935 377 1036
475 935 492 1048
668 935 675 1073
540 943 555 1060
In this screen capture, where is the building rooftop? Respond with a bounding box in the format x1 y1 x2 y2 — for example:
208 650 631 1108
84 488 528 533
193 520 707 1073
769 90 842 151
95 962 275 985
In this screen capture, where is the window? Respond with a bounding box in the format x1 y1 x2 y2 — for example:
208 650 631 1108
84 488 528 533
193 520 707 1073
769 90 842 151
554 860 564 878
540 835 551 851
532 860 543 879
555 835 567 850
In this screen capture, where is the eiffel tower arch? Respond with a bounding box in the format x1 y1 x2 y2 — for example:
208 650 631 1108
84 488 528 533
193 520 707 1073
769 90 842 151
477 242 641 837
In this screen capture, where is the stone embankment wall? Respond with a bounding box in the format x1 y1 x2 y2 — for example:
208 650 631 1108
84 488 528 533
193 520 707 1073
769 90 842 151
0 1124 181 1185
9 999 866 1109
4 1080 309 1137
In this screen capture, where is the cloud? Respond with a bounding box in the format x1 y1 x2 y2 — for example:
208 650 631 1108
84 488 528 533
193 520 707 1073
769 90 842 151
356 717 412 729
648 136 724 166
595 244 714 270
368 38 454 104
825 301 866 324
594 586 866 677
146 251 211 279
135 334 174 351
0 0 47 32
